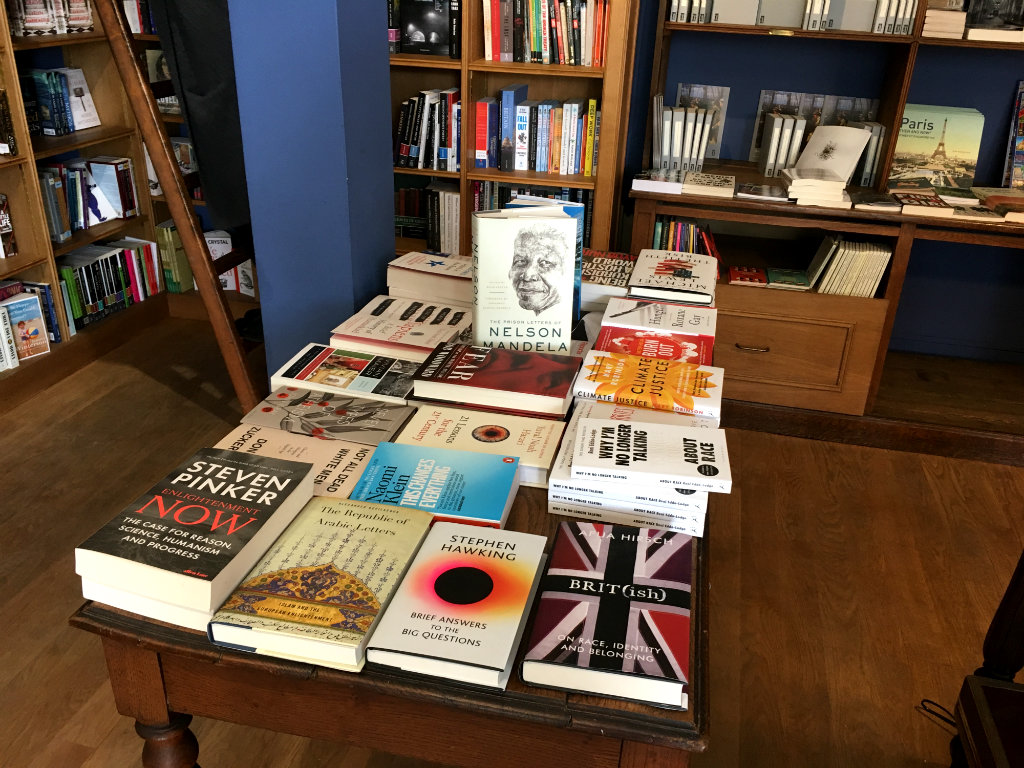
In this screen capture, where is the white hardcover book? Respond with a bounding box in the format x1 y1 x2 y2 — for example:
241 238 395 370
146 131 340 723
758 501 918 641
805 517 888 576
681 107 698 172
807 235 842 289
806 0 823 27
670 0 682 19
872 0 890 32
693 109 714 172
802 0 814 26
758 113 785 178
787 116 807 168
819 0 831 28
661 103 674 169
774 117 795 176
678 0 693 21
571 417 732 493
892 0 908 32
714 0 760 23
56 67 101 130
884 0 899 32
417 90 440 169
697 0 711 22
689 109 708 170
757 0 806 25
627 248 719 306
902 0 918 32
670 107 687 171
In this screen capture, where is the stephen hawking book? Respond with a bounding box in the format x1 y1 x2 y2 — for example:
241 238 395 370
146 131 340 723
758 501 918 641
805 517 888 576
349 441 521 528
329 295 473 363
471 208 579 355
366 521 547 689
594 297 716 366
571 417 732 493
241 386 415 447
627 249 718 306
412 342 582 418
572 350 723 424
207 498 433 672
75 448 315 630
270 343 419 405
521 521 694 709
394 404 564 489
214 424 374 500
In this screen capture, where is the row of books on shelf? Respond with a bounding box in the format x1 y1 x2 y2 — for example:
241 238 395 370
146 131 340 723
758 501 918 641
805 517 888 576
6 0 94 35
38 155 140 243
669 0 919 32
75 197 734 706
650 91 723 175
477 86 601 176
394 88 461 171
22 67 100 138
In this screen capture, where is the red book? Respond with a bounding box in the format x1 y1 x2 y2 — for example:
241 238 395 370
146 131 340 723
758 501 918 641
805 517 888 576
412 342 583 417
595 297 716 365
727 265 768 287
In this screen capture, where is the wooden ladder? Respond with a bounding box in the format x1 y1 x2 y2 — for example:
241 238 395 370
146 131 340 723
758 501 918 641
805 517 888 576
93 0 262 413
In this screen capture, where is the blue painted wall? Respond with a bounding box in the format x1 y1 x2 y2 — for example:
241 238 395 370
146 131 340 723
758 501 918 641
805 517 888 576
228 1 395 376
625 8 1024 363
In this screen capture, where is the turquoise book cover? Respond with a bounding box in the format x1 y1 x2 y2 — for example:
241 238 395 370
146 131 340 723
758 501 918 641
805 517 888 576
349 442 520 527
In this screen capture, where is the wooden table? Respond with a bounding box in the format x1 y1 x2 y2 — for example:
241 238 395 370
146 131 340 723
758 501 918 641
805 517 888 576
70 488 708 768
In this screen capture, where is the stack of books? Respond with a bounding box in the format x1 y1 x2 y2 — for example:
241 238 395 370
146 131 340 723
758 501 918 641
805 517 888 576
680 171 735 198
922 0 967 37
781 168 851 209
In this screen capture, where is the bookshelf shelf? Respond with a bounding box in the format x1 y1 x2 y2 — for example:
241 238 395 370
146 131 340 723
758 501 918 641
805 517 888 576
393 167 460 179
31 125 137 160
0 254 49 280
918 38 1024 50
10 30 106 50
465 167 600 188
390 53 463 70
51 218 143 258
467 60 606 78
662 22 913 43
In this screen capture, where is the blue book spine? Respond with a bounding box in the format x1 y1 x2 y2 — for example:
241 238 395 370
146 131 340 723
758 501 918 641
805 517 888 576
499 84 528 172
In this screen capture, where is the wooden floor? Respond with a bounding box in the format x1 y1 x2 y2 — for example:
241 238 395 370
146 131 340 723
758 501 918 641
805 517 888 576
1 318 1022 768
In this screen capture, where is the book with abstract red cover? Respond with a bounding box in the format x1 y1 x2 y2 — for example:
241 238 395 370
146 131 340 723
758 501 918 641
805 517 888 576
727 265 768 287
412 342 583 416
521 521 694 709
594 297 715 365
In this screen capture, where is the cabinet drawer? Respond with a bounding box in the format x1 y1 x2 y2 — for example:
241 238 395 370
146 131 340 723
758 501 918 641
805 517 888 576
715 284 888 415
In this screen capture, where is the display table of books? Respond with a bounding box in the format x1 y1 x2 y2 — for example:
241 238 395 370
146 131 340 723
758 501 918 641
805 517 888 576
70 487 709 768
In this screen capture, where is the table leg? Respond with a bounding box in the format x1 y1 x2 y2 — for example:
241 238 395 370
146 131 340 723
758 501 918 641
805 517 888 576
135 712 199 768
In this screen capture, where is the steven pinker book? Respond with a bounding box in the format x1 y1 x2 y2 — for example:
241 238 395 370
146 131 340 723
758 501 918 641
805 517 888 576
75 448 316 628
348 441 521 528
571 417 732 494
366 521 547 689
521 521 693 709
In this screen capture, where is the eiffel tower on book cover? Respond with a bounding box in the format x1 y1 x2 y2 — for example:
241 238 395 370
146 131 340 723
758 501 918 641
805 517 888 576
889 104 984 189
932 119 947 159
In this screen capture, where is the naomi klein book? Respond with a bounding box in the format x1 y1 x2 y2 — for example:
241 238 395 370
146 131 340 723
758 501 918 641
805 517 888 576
571 417 732 494
595 297 717 365
413 342 581 417
241 386 415 447
349 442 521 528
471 208 579 355
270 343 419 405
75 448 315 630
367 521 548 689
214 424 374 500
572 350 723 423
394 405 566 489
626 249 718 306
208 498 433 672
521 522 693 709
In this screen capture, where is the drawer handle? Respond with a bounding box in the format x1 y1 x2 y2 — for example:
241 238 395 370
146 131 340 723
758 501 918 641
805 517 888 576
735 343 770 353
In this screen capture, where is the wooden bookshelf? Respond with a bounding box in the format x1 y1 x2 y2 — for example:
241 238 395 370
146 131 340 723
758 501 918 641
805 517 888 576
389 1 640 255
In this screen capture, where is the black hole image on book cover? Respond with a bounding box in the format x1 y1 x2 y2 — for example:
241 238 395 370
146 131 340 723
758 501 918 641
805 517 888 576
434 566 494 605
472 425 510 443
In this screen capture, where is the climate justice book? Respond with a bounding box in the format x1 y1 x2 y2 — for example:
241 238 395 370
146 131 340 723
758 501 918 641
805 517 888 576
241 386 415 447
594 297 716 366
214 424 374 500
75 448 316 629
270 343 419 405
349 442 520 528
366 521 548 689
207 498 433 672
386 251 473 306
412 342 582 417
471 208 579 355
520 521 694 709
572 350 723 423
572 417 732 493
394 405 565 488
329 295 472 362
626 249 718 306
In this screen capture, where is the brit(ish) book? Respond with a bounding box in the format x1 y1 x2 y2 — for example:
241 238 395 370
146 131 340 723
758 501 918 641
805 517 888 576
572 350 723 423
241 386 415 447
412 342 581 418
394 404 565 489
75 448 316 630
270 343 419 405
207 498 433 672
349 441 521 528
471 208 579 355
214 424 374 500
520 521 694 709
595 297 716 366
571 417 732 493
627 249 718 306
367 521 547 689
329 295 472 363
386 251 474 306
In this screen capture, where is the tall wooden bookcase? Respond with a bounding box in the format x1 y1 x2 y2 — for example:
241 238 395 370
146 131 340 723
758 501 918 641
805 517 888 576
0 2 160 409
390 1 640 255
629 0 1024 439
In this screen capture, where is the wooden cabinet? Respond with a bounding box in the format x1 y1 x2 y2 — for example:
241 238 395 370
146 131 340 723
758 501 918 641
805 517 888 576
390 1 640 254
0 4 158 407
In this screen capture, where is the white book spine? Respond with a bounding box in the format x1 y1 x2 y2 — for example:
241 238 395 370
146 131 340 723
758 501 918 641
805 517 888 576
514 103 530 171
872 0 889 32
547 501 707 537
559 104 572 175
0 306 19 369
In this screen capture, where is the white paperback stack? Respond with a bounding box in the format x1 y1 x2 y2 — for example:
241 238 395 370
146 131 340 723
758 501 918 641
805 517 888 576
547 401 716 537
922 0 967 38
783 125 871 209
386 252 473 306
781 167 850 208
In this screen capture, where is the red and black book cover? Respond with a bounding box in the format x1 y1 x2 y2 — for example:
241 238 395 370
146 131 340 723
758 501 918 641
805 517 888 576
414 342 582 399
522 521 693 705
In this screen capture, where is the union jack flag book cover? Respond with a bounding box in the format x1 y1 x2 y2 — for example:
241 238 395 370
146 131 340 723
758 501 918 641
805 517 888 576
521 521 693 709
